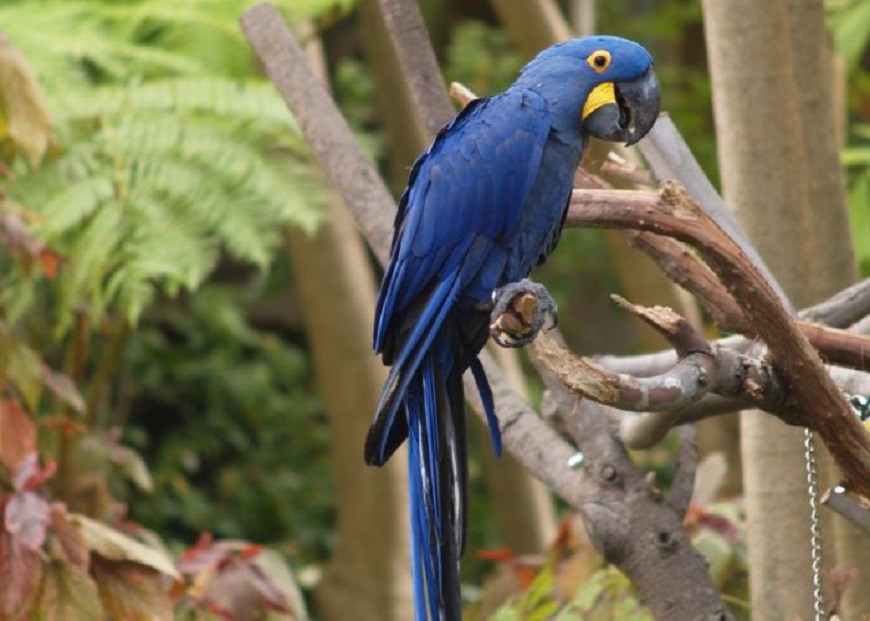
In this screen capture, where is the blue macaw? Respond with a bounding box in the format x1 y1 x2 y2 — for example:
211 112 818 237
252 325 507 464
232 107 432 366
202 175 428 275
366 36 661 621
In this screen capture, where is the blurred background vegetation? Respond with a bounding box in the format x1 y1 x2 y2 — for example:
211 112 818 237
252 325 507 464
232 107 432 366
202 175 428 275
0 0 866 619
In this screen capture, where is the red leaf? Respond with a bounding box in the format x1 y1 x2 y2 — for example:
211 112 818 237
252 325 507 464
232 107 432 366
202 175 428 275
0 399 36 472
198 559 290 621
91 555 173 621
178 533 231 575
37 247 61 278
695 513 740 543
50 505 89 571
245 561 291 614
237 543 262 562
5 489 51 551
12 451 38 491
12 452 56 492
477 547 516 563
0 531 43 620
33 558 103 621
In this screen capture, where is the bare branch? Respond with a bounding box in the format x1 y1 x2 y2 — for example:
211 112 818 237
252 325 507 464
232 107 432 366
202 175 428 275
240 5 395 264
566 183 870 493
628 232 749 332
639 116 791 308
532 330 718 413
821 486 870 535
375 0 454 135
668 424 699 518
803 279 870 328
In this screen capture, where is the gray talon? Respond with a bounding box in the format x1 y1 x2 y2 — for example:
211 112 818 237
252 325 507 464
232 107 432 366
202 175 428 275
489 279 558 348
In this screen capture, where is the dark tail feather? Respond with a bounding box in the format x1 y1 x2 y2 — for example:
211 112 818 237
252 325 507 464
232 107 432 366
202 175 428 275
437 360 465 617
404 350 465 621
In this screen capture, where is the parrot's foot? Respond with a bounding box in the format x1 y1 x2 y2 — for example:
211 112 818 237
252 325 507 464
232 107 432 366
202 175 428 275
489 279 558 348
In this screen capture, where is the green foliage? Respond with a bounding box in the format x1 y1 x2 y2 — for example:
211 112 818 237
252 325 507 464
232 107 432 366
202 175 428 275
827 0 870 276
490 566 652 621
0 1 336 617
1 0 329 331
826 0 870 72
445 21 522 96
844 130 870 276
5 77 323 329
121 286 332 561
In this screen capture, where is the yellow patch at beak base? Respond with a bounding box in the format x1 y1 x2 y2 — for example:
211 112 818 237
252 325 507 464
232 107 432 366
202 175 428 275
582 82 617 119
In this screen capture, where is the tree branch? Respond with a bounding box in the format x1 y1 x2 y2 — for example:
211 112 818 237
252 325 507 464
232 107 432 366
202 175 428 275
566 183 870 494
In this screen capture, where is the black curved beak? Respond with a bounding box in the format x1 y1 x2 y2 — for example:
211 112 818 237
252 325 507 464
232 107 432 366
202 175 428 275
584 67 661 146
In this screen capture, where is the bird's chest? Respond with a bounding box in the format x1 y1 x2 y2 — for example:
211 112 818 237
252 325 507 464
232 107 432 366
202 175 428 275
456 137 581 308
501 138 580 279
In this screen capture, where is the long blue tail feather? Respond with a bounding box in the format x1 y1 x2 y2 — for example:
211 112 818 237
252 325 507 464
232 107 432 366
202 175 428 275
399 345 464 621
407 397 437 620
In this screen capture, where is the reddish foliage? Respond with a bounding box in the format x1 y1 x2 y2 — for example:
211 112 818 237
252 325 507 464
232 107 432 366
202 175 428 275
683 505 740 543
12 451 57 491
5 489 50 551
0 399 37 472
37 247 61 278
477 547 516 562
91 555 173 621
40 368 85 414
0 530 43 619
178 535 293 621
51 505 90 571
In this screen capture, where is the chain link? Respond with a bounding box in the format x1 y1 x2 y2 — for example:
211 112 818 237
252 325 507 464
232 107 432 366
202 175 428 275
803 428 825 621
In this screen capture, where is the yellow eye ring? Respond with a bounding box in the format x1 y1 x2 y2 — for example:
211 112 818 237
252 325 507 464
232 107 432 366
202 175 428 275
587 50 611 73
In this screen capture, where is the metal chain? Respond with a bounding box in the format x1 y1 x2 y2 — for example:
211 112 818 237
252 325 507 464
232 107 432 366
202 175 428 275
803 427 825 621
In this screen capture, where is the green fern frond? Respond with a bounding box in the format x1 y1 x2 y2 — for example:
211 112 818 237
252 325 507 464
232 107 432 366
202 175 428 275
1 4 331 332
1 2 207 87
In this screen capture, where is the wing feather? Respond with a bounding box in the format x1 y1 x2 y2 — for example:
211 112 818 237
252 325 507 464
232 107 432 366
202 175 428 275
374 89 552 356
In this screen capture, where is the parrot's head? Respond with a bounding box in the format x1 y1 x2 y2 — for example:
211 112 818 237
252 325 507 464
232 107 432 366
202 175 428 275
516 36 661 146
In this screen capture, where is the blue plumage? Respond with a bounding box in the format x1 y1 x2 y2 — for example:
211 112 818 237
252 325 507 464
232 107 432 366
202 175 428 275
366 36 660 620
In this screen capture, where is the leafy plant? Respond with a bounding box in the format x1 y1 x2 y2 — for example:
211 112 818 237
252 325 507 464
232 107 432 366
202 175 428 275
843 125 870 275
0 1 338 618
121 285 332 561
826 0 870 276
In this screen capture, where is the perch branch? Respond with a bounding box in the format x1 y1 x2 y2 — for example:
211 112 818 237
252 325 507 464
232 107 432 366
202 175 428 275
566 183 870 494
668 424 699 518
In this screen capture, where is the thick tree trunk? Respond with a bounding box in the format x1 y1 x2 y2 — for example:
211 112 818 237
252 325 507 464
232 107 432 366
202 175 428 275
702 0 860 618
287 32 414 621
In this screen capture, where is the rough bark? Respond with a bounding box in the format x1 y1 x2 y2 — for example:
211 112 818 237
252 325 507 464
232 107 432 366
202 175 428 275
565 185 870 490
702 0 861 617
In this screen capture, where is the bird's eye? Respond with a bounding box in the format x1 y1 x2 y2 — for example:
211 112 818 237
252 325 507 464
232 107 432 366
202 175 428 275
587 50 611 73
